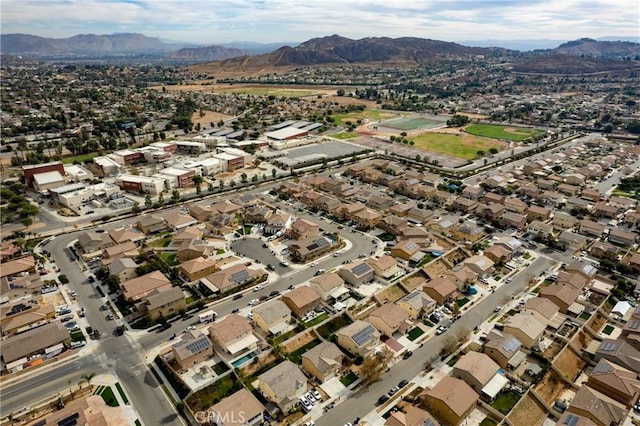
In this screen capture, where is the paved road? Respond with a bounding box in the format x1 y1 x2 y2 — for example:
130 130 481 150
317 256 552 426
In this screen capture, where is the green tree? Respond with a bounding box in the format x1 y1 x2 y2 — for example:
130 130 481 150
158 191 165 205
80 372 97 391
58 274 69 284
219 180 225 190
171 189 180 202
131 201 141 214
271 168 277 178
144 193 152 208
251 175 258 182
360 348 393 386
240 173 248 183
194 175 203 195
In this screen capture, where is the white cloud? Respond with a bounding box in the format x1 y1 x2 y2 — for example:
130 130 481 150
1 0 638 43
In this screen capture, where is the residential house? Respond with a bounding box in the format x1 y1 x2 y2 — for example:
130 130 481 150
452 197 478 214
379 215 409 235
264 213 293 235
555 413 596 426
564 261 598 281
179 257 220 282
397 291 436 320
504 313 545 349
0 240 20 261
463 255 495 277
483 333 524 369
568 385 626 426
452 351 500 392
624 253 640 275
557 230 589 251
593 203 619 219
352 208 383 230
595 339 640 373
526 205 551 222
366 256 401 281
589 241 619 260
483 244 512 265
244 205 273 225
103 241 139 261
164 212 198 230
553 212 579 230
476 203 504 220
367 303 412 336
189 204 215 222
539 282 581 313
452 223 485 243
200 265 267 295
462 186 485 200
172 226 203 243
608 228 638 248
558 183 579 197
338 261 375 287
252 300 292 336
503 198 527 214
210 200 242 216
500 212 527 230
587 358 640 406
388 203 414 218
527 220 554 238
108 226 145 245
208 388 265 426
282 286 322 318
484 175 507 189
428 216 457 236
521 297 561 328
483 192 506 205
581 188 602 202
565 174 586 187
0 297 55 336
447 266 478 291
390 240 424 264
257 360 307 412
420 376 478 426
209 314 258 355
385 406 440 426
287 219 320 240
337 202 367 220
77 231 114 254
423 277 457 305
336 320 381 357
579 219 606 238
301 341 344 383
407 208 433 224
138 287 185 320
108 257 138 282
309 273 347 302
136 216 168 234
121 271 172 302
288 236 337 262
176 239 212 263
171 330 213 370
367 195 394 211
1 320 71 372
609 196 636 211
0 272 44 300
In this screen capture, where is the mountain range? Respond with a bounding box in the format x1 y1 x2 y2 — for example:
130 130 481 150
1 33 639 71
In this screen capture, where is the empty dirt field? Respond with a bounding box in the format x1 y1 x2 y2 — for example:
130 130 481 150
554 348 587 381
283 330 318 353
508 394 547 426
571 330 593 351
191 110 232 128
423 259 451 279
534 371 565 404
376 284 407 303
401 275 427 291
587 313 608 333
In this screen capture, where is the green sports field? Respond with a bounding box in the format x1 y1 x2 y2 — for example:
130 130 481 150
411 133 505 160
465 124 544 141
385 117 441 131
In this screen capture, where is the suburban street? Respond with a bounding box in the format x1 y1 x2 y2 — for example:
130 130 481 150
316 256 553 426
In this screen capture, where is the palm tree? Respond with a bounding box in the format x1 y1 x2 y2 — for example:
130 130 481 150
80 372 96 392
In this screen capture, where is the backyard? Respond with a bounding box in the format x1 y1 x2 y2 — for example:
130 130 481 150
464 124 544 141
185 376 243 412
491 389 522 415
507 394 547 426
376 284 407 303
554 348 586 381
317 314 352 339
534 371 565 404
286 339 321 364
409 132 505 160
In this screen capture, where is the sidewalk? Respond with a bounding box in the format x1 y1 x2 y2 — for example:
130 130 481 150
92 373 142 425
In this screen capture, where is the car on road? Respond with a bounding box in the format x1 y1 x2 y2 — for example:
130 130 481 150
402 350 413 359
436 325 447 335
106 313 114 320
398 379 408 388
245 261 252 266
231 308 239 314
87 275 95 283
505 278 511 284
232 293 243 300
269 290 280 298
494 306 502 312
253 285 263 292
377 394 390 405
315 269 326 276
186 325 196 331
333 250 342 257
280 260 290 267
248 299 259 306
70 290 77 297
168 333 177 341
310 261 319 267
267 264 275 271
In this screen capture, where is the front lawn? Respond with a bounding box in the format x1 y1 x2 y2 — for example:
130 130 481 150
602 325 614 335
407 327 425 341
159 252 177 265
115 382 129 405
301 312 328 328
456 297 470 308
491 389 522 414
340 371 358 386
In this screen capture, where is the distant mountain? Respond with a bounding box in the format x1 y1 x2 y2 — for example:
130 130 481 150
459 36 640 51
212 34 495 69
221 41 298 55
168 45 248 62
553 38 640 58
0 33 187 56
512 54 640 74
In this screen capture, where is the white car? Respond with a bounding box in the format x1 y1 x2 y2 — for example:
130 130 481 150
333 250 342 257
253 285 263 292
312 389 322 401
249 299 259 306
436 326 447 335
186 325 196 331
310 261 319 267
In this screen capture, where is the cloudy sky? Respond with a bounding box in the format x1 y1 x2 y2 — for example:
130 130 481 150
2 0 638 45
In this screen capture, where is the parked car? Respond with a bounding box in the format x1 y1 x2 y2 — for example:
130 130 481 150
388 386 400 395
249 299 259 306
312 389 322 401
231 308 239 314
398 379 408 388
106 313 114 320
402 350 413 359
65 322 78 330
310 261 319 267
436 325 447 335
377 394 390 405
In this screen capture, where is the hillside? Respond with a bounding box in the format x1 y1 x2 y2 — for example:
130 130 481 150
512 54 640 74
553 38 640 59
168 45 248 62
0 33 183 56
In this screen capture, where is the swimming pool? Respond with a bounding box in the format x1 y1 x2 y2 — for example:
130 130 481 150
231 351 257 368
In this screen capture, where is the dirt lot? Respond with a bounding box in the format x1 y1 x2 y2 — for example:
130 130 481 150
376 284 407 303
534 371 565 404
190 110 232 128
587 313 607 333
282 330 317 353
422 259 451 279
572 330 593 351
239 352 279 377
508 394 547 426
542 340 564 360
554 348 587 381
401 275 427 291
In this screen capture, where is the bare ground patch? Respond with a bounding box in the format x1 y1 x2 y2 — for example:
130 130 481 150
191 110 232 128
534 371 565 404
282 330 317 353
554 348 586 381
508 394 547 426
376 284 408 303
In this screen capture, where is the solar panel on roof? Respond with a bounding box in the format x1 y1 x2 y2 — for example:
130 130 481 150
185 337 211 354
601 342 616 351
351 263 372 276
592 360 612 374
630 320 640 330
406 242 418 250
315 238 329 248
231 270 250 283
424 420 436 426
503 337 520 353
352 325 374 346
563 414 579 426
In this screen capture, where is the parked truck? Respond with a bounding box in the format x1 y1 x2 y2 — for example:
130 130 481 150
199 310 217 323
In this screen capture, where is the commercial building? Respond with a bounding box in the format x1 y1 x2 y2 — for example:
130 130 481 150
115 175 165 195
22 161 65 188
